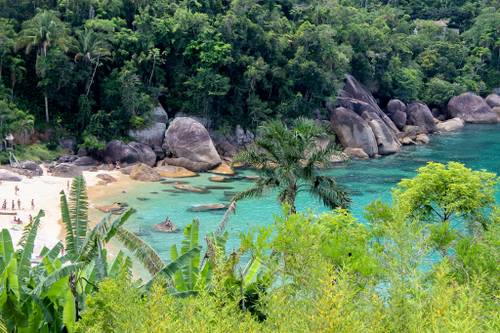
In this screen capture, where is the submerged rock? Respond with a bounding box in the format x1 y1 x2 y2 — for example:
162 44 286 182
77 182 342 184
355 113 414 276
416 133 430 144
96 202 128 214
174 183 208 193
209 175 227 182
154 220 178 233
188 203 227 212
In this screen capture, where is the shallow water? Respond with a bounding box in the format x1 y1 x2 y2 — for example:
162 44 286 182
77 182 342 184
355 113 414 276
100 124 500 259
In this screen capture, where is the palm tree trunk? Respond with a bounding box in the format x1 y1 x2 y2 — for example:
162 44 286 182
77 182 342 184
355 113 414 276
86 56 100 97
44 93 49 123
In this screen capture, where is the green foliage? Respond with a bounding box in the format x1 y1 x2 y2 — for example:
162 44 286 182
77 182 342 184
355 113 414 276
0 0 497 141
234 118 350 213
394 162 498 227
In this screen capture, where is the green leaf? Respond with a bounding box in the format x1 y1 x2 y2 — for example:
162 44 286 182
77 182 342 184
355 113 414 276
33 263 84 296
115 227 164 275
62 289 76 333
17 211 44 284
60 191 76 259
0 229 14 270
242 256 262 288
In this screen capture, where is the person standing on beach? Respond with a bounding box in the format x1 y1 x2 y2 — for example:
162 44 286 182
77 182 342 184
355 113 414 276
2 199 6 210
11 200 15 210
31 199 35 210
17 199 21 210
14 185 19 196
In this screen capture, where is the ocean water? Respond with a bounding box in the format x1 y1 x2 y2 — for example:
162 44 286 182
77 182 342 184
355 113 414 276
99 124 500 259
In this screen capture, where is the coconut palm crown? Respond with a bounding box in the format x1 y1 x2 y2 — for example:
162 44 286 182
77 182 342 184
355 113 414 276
233 118 350 213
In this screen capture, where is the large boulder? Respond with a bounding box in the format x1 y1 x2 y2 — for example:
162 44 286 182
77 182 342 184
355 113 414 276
386 99 407 130
448 92 497 123
485 94 500 108
51 163 82 178
19 160 43 176
128 122 166 150
152 105 168 123
103 140 140 165
335 75 400 155
128 142 157 167
0 169 22 181
73 156 98 167
235 125 255 147
339 75 400 134
155 164 197 178
165 117 222 171
406 102 437 133
436 118 465 132
330 107 378 157
129 163 161 182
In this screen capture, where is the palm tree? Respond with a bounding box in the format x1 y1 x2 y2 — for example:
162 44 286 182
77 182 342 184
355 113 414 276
73 28 111 96
233 118 350 213
16 10 70 123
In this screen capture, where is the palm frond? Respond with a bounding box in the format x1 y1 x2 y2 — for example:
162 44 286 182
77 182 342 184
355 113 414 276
309 175 351 210
115 227 164 276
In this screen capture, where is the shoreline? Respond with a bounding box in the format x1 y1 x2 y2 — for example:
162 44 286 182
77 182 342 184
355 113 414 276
0 168 123 255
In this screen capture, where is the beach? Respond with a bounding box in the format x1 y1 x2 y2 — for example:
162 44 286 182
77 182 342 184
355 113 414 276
0 167 123 255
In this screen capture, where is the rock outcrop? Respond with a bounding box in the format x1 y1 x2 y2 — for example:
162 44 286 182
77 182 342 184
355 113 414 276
333 75 400 155
164 117 222 171
448 92 497 123
485 94 500 108
51 163 82 178
19 161 43 176
386 99 407 130
406 102 437 133
155 164 197 178
0 169 23 181
343 147 369 159
330 107 378 157
129 163 161 182
102 140 157 167
436 118 464 132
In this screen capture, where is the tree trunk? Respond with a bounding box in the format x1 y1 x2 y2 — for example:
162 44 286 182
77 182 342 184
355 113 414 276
44 93 49 123
86 56 100 96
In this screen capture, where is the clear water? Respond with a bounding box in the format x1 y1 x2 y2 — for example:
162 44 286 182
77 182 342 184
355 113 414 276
99 124 500 259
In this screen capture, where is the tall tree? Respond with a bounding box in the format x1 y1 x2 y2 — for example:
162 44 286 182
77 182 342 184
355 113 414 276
17 10 70 123
233 118 351 213
73 28 111 96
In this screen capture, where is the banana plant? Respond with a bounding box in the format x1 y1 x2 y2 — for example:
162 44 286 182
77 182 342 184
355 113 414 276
59 176 135 309
0 212 82 333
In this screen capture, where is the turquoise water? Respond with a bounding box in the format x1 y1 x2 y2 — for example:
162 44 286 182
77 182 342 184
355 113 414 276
99 124 500 259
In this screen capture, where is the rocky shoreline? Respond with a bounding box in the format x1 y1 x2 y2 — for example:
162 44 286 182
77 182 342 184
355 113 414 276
1 75 499 183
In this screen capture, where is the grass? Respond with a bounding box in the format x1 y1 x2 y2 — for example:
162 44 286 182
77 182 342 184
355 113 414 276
0 144 65 164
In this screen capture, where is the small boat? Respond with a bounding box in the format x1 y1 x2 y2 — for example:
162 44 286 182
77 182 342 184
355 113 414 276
154 218 178 233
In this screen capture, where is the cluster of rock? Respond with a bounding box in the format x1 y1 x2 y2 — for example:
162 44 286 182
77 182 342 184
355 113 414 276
329 75 500 159
44 105 245 180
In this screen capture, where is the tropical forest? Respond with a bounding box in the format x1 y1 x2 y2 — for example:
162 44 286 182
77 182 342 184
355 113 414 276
0 0 499 332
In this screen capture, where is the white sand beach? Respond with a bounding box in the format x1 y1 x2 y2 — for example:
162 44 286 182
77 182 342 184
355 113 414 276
0 167 123 255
